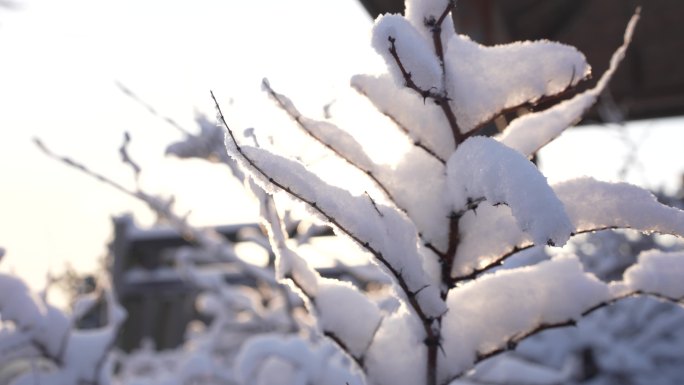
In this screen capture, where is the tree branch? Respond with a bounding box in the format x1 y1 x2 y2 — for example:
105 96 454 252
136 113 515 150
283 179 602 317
441 291 683 385
387 36 463 146
426 0 455 65
350 84 446 164
213 91 440 375
262 79 403 210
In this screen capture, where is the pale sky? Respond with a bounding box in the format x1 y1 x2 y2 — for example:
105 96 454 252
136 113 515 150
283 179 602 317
1 0 683 291
0 0 379 288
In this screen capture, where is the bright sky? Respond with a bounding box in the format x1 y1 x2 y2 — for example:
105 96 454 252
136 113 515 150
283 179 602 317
1 0 683 291
0 0 379 288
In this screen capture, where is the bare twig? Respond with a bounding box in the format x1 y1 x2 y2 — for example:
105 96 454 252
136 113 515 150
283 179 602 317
119 132 141 182
116 81 191 136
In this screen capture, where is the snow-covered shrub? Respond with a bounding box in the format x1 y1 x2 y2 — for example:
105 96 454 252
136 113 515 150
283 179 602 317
212 1 684 385
0 269 124 385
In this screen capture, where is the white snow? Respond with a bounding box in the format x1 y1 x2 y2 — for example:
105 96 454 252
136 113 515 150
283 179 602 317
364 307 426 385
0 273 46 329
316 279 382 357
372 14 444 92
235 335 365 385
498 11 639 156
452 203 530 277
351 73 454 160
447 136 573 247
444 33 590 133
451 176 684 278
555 177 684 236
375 147 451 252
404 0 455 49
622 250 684 299
224 141 446 317
440 256 610 381
264 82 376 172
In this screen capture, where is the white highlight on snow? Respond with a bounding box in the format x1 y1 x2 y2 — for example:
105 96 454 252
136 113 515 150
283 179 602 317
372 14 443 92
623 250 684 299
364 307 426 385
264 80 376 172
499 10 640 156
317 279 382 357
447 136 573 246
440 256 610 381
351 74 454 160
444 33 590 133
556 177 684 236
453 203 530 277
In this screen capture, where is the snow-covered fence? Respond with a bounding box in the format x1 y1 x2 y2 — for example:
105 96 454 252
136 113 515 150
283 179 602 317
212 1 684 385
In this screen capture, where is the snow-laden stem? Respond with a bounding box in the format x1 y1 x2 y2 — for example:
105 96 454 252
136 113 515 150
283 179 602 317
213 90 442 383
429 0 455 66
260 192 367 367
441 290 683 385
350 83 446 164
387 35 463 146
261 79 398 205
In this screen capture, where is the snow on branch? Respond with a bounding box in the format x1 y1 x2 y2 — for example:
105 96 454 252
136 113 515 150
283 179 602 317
372 14 443 94
220 105 445 319
404 0 455 61
446 136 573 247
259 193 381 361
351 74 451 162
556 177 684 236
619 250 684 300
452 176 684 279
235 334 365 385
452 202 530 278
443 32 591 135
261 79 397 203
216 92 446 322
499 9 640 156
440 256 610 382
